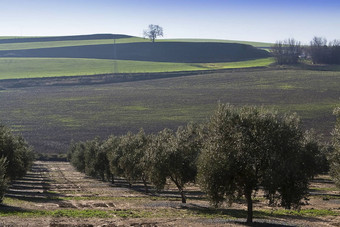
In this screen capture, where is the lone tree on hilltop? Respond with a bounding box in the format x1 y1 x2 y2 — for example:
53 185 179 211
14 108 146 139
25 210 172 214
143 24 163 42
198 103 321 224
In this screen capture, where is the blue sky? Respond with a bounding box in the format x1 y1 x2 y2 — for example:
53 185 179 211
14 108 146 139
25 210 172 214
0 0 339 43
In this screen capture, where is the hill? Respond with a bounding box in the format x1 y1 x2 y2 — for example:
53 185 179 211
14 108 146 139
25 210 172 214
0 34 273 79
0 42 270 63
0 34 130 44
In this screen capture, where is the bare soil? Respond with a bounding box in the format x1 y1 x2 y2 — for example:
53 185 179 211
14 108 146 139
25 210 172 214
1 161 340 226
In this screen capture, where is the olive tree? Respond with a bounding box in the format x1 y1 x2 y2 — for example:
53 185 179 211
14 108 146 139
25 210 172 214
118 130 149 190
0 125 33 180
95 147 111 181
146 124 201 203
83 138 102 178
104 135 123 184
143 24 163 43
69 141 86 173
198 104 319 223
145 129 174 191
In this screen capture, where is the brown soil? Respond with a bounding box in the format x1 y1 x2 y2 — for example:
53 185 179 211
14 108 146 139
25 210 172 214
1 161 340 226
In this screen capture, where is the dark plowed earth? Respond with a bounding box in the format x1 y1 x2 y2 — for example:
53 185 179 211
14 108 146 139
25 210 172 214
0 42 269 63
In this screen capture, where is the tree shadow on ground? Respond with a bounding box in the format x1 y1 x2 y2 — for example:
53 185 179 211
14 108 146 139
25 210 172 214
0 203 30 212
180 205 327 227
4 163 64 204
108 178 207 202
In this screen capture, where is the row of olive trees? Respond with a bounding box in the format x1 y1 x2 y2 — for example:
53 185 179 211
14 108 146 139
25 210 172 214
68 104 328 223
68 123 201 204
271 36 340 65
0 125 34 203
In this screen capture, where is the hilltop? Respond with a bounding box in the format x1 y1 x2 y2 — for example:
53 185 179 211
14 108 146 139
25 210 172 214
0 34 131 43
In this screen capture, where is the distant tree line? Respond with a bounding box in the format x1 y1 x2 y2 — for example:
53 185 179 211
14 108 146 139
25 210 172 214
271 36 340 65
67 103 330 224
0 125 34 203
309 37 340 64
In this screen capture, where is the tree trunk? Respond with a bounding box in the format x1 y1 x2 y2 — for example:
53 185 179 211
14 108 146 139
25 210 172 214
180 190 187 203
245 189 253 224
111 174 115 184
142 175 149 193
170 176 186 203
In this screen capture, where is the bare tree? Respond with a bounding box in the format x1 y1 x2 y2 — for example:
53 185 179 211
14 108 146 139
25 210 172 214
143 24 163 43
271 38 302 65
309 37 340 64
309 36 328 64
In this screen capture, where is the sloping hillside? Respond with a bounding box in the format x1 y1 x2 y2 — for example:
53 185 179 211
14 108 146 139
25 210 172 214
0 42 269 63
0 34 273 79
0 34 130 44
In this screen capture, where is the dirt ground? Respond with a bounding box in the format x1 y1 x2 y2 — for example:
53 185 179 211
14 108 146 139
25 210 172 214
1 161 340 227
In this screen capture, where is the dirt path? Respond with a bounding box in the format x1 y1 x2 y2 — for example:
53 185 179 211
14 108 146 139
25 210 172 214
1 161 340 226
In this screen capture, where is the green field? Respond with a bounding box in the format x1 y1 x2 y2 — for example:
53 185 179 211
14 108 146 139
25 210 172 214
0 57 274 80
0 34 272 79
0 68 338 153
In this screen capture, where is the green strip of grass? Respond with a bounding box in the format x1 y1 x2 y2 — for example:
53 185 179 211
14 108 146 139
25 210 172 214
1 207 337 219
162 38 273 48
0 57 274 80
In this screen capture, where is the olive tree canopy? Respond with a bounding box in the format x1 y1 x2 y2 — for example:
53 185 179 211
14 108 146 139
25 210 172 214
198 104 320 223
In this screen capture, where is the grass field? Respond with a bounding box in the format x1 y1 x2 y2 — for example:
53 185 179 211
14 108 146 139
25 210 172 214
0 57 274 80
0 34 272 79
0 67 338 153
